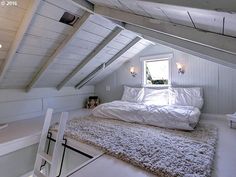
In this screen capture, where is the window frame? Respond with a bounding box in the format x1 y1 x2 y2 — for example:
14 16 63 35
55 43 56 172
140 53 173 88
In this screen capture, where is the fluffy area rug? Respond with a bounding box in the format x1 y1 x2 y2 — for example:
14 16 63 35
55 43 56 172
51 116 217 177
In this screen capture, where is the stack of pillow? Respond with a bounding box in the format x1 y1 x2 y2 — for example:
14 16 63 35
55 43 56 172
121 85 203 109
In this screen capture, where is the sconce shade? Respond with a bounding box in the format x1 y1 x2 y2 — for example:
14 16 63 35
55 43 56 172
176 63 184 74
130 67 135 73
176 63 182 69
130 66 136 77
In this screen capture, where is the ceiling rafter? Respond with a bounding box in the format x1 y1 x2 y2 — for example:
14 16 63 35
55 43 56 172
135 0 236 13
94 5 236 68
70 0 94 13
25 11 91 92
75 36 141 89
56 26 123 90
0 0 42 84
75 63 105 89
127 25 236 69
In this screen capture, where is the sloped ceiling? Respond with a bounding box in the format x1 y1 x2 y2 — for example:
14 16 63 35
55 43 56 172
0 0 151 89
0 0 31 81
86 0 236 69
2 0 235 90
88 0 236 38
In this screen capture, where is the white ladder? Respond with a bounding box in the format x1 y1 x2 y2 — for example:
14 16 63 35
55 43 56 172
33 108 68 177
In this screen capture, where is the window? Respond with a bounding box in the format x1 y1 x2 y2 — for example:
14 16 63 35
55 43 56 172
142 54 172 87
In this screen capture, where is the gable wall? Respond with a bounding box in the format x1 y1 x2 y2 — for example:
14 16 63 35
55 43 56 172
95 44 236 114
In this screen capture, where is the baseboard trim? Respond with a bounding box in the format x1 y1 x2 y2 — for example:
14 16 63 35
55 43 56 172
20 171 33 177
201 113 227 121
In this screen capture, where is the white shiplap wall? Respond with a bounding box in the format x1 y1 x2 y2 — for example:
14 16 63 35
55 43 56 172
172 50 236 114
0 86 94 123
95 44 236 114
218 66 236 113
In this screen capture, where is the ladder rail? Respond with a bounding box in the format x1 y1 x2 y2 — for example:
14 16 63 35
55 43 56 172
33 109 68 177
50 112 68 177
34 108 53 175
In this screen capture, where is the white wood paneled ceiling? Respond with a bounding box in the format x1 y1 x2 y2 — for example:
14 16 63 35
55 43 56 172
88 0 236 37
0 0 30 75
85 0 236 69
1 0 236 90
0 0 151 89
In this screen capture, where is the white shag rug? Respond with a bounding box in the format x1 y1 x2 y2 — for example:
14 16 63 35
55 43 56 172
51 116 217 177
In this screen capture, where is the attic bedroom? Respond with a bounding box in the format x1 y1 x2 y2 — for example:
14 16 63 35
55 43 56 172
0 0 235 177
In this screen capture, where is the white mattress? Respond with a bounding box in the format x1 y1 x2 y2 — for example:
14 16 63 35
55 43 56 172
92 101 201 130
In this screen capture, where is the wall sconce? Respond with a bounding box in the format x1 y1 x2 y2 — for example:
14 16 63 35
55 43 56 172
176 63 184 74
130 66 137 77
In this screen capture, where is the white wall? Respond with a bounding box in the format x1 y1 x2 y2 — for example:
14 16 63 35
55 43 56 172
0 86 94 177
0 86 94 123
95 44 236 114
0 144 37 177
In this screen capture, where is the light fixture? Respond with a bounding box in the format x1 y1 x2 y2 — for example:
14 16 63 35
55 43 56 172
176 63 184 74
59 12 78 26
130 66 137 77
0 44 2 49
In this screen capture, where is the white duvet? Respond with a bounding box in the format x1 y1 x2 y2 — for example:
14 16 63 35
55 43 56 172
92 101 201 130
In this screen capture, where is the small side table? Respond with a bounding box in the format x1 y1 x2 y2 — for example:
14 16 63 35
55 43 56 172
226 114 236 128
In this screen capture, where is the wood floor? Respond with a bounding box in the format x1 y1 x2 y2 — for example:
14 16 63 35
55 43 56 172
68 116 236 177
201 117 236 177
1 110 235 177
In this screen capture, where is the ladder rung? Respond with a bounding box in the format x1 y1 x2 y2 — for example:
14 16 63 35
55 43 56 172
38 152 52 164
33 110 68 177
34 170 48 177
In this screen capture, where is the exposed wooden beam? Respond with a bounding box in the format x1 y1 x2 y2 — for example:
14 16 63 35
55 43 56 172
127 24 236 69
70 0 94 13
70 0 236 14
104 37 142 67
56 26 123 90
75 63 105 89
0 0 42 83
94 5 236 67
69 0 126 29
95 6 236 55
136 0 236 13
75 37 141 89
25 12 91 92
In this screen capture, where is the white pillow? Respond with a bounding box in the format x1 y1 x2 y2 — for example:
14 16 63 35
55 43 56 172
142 88 169 106
169 87 203 109
121 86 144 103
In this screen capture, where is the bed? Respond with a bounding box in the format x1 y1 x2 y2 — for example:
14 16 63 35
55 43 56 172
50 86 217 177
92 100 200 131
93 86 203 131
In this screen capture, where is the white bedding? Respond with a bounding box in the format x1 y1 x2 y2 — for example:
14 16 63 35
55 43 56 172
92 101 201 130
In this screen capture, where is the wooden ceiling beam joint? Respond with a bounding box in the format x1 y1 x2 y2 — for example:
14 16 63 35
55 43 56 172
94 5 236 67
25 11 92 92
56 26 123 90
74 36 141 89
